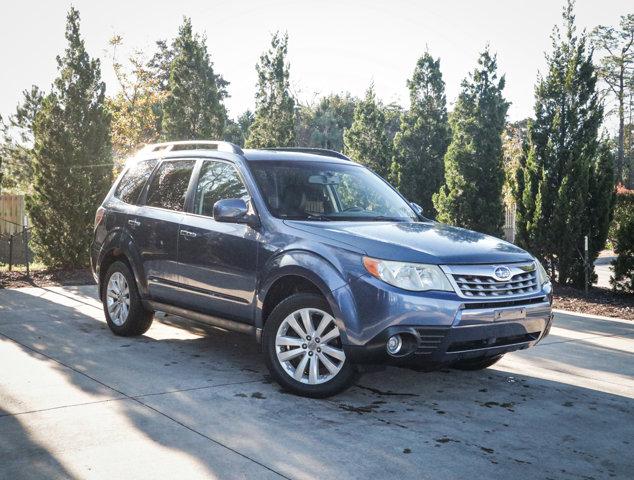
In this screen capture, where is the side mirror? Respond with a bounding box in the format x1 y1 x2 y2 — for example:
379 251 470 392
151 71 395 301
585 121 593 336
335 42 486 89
213 198 259 227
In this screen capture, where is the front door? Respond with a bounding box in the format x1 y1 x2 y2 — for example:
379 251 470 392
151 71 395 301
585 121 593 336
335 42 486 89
177 159 260 322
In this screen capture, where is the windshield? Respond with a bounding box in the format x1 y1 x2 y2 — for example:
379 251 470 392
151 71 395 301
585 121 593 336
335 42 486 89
247 160 419 222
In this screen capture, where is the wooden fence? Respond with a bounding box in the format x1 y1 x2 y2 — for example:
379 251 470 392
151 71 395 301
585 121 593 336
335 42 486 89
0 194 26 235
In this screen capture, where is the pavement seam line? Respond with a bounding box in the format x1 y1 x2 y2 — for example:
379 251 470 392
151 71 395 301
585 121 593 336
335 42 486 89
0 379 264 419
0 331 290 479
0 397 129 419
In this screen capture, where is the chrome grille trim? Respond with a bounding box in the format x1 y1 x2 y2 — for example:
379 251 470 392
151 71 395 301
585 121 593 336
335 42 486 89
441 262 540 299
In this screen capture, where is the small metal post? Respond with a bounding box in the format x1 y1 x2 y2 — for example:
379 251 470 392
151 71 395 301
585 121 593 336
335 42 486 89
8 234 13 272
584 235 589 294
23 215 30 277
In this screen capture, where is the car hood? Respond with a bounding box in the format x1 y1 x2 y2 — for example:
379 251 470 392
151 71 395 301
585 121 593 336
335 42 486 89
284 220 533 265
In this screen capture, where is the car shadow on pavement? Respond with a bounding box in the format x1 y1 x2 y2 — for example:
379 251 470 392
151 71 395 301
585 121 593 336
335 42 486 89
1 286 633 480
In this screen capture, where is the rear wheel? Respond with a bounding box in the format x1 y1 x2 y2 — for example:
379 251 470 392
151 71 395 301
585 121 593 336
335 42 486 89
263 293 356 398
452 354 504 371
102 261 153 336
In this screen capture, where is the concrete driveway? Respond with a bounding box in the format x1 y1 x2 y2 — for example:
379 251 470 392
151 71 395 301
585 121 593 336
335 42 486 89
0 285 632 480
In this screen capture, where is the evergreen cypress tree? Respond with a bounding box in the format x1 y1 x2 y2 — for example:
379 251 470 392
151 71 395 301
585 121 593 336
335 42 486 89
392 52 450 215
28 7 112 267
433 48 509 236
343 85 392 178
245 32 295 148
514 0 613 286
307 93 357 151
161 17 227 140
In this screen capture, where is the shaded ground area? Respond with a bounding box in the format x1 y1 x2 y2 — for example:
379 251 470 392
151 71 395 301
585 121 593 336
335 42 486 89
0 285 632 479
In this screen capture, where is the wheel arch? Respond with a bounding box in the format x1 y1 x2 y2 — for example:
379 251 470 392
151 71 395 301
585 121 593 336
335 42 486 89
256 250 358 344
96 229 147 299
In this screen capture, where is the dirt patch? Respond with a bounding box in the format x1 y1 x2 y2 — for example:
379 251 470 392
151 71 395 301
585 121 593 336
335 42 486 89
0 268 95 289
553 284 633 320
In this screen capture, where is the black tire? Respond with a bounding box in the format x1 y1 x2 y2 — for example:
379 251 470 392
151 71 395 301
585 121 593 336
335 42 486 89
263 293 357 398
101 261 154 336
452 354 504 371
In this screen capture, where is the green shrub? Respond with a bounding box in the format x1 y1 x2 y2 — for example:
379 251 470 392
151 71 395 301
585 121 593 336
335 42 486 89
610 185 634 293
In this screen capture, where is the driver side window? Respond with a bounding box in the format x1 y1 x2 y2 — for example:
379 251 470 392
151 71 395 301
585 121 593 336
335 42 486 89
194 160 249 217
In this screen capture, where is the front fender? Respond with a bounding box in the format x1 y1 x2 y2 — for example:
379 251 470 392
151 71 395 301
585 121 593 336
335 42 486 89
255 250 360 344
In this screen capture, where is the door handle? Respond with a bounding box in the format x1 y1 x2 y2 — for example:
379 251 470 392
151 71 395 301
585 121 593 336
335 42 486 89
128 219 140 227
179 229 198 238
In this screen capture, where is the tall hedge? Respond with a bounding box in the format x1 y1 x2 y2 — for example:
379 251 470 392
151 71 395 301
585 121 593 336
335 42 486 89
610 185 634 292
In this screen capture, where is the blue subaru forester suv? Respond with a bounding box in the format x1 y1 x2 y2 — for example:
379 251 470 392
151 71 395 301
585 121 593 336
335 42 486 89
91 141 553 397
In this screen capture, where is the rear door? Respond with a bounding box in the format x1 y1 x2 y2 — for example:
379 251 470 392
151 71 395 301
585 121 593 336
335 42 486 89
177 159 260 322
134 159 196 306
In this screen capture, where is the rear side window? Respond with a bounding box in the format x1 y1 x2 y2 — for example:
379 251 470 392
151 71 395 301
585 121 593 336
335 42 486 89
114 159 157 204
193 161 249 217
145 160 196 211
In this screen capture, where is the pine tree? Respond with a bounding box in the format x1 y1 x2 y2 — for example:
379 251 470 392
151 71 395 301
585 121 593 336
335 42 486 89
392 52 450 215
245 32 295 148
591 15 634 184
0 86 43 192
343 85 392 178
514 1 613 286
433 48 509 236
161 17 227 140
28 7 112 267
306 93 357 151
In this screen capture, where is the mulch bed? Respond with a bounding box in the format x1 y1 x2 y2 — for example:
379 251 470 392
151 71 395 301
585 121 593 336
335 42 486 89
0 268 95 289
1 268 632 320
553 284 634 320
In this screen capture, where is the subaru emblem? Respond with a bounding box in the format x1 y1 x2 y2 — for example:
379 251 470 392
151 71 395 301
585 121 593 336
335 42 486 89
493 266 512 281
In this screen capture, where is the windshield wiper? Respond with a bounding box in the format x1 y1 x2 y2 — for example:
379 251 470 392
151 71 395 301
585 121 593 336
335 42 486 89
348 215 407 222
305 213 332 221
282 213 332 221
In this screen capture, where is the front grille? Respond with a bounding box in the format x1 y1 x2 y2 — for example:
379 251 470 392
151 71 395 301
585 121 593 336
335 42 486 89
452 269 539 298
462 296 547 310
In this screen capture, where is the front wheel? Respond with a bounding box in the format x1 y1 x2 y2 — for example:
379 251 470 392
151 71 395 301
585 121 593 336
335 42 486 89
263 293 357 398
452 354 504 371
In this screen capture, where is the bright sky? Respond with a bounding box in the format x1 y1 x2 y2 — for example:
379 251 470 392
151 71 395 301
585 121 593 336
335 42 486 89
0 0 631 123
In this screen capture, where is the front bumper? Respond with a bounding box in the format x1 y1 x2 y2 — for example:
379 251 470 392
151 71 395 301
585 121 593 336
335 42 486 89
341 274 553 366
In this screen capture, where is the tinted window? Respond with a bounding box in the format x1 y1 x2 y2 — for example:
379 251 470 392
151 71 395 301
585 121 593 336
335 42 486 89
146 160 196 211
114 159 157 204
194 161 249 217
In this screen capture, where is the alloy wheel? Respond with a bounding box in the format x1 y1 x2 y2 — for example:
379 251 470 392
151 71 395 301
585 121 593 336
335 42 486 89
106 272 130 326
275 308 346 385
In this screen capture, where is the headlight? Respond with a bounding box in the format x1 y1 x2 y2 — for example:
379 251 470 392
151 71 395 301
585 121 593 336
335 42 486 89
535 258 550 285
363 257 454 292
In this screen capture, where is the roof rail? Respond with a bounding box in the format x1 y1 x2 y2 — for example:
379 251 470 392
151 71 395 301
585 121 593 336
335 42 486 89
261 147 351 161
140 140 244 155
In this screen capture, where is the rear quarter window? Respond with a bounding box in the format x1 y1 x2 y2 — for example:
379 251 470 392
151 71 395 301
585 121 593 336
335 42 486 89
114 159 157 204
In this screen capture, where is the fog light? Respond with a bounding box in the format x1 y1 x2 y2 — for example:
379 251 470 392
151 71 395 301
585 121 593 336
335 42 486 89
386 335 403 355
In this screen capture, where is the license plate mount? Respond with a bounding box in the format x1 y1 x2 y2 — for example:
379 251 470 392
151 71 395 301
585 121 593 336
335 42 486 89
494 307 526 322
